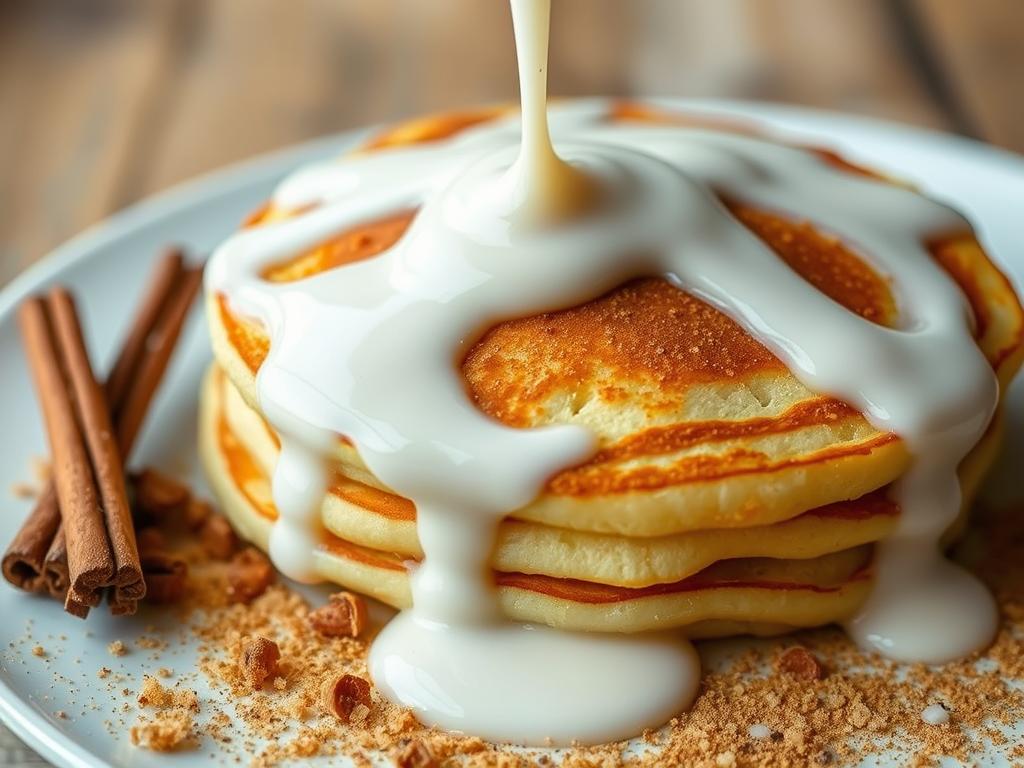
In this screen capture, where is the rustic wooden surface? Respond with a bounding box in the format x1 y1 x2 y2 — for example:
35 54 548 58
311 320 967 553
0 0 1022 763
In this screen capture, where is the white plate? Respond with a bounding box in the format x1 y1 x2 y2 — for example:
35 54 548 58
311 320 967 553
0 100 1022 768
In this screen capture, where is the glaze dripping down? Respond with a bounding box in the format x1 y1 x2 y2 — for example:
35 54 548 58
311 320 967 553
206 0 998 746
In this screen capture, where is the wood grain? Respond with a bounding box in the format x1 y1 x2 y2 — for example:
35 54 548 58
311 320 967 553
622 0 952 129
0 1 189 283
0 1 1022 763
2 0 1021 283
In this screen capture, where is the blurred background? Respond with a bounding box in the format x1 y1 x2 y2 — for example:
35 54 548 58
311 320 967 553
0 0 1020 763
1 0 1022 291
1 0 1022 289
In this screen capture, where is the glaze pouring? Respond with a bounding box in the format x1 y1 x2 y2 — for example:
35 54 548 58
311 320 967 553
206 0 998 745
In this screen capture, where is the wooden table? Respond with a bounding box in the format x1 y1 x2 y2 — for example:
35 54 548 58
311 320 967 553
0 0 1021 763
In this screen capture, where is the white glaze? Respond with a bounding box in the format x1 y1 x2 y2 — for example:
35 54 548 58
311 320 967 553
921 703 952 725
748 724 773 739
373 613 699 745
206 0 999 745
505 0 595 225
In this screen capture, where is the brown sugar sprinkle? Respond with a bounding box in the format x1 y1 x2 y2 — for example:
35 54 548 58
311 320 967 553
137 675 199 712
136 635 167 651
130 709 195 752
131 673 201 752
320 674 372 723
308 591 368 638
395 739 438 768
200 514 238 560
227 547 275 603
10 482 36 500
120 500 1024 765
775 646 825 681
31 645 45 657
107 640 127 657
242 636 281 690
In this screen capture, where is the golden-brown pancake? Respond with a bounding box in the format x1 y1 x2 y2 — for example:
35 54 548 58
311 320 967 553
209 364 905 586
200 365 873 634
206 105 1023 540
200 103 1024 637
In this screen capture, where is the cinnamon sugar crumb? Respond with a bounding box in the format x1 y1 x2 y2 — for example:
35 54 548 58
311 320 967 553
137 676 199 712
107 640 126 657
10 482 36 499
94 496 1024 766
308 591 368 638
200 514 238 560
319 674 372 723
395 739 437 767
130 709 195 752
226 547 275 603
131 673 200 753
242 636 280 690
775 645 825 681
186 568 1022 767
31 645 45 657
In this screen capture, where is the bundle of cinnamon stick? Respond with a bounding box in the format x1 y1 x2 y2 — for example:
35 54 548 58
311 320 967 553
2 250 202 617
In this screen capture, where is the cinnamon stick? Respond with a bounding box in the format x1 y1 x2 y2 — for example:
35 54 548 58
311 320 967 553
105 250 184 410
3 249 202 615
42 526 68 598
48 288 143 608
17 296 115 614
3 251 183 593
113 265 204 453
1 484 59 592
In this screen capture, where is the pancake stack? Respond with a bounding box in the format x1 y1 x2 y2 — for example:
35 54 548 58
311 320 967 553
200 104 1024 638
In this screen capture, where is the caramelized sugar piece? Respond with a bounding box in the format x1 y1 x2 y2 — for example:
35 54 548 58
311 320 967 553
320 674 372 723
227 547 276 604
242 635 281 690
775 646 826 681
308 591 368 638
199 514 239 560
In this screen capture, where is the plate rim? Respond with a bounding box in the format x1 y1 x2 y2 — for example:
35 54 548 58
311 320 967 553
1 98 1022 768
